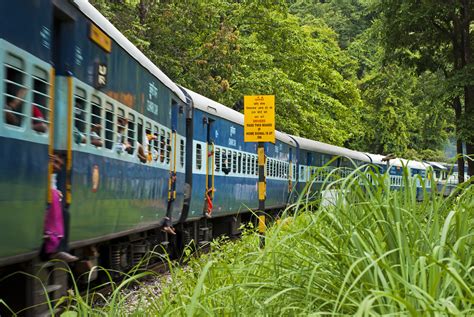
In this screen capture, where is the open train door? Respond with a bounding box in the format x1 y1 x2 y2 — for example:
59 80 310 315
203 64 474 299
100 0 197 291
165 100 180 224
203 117 215 218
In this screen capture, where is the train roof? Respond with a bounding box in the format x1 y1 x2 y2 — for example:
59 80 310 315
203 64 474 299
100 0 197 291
400 159 426 170
425 161 447 170
184 88 296 146
72 0 186 103
185 88 243 124
365 153 426 170
292 136 370 161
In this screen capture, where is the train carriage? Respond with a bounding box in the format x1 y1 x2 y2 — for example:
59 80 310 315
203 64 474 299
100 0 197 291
1 1 190 313
290 135 369 196
183 88 297 222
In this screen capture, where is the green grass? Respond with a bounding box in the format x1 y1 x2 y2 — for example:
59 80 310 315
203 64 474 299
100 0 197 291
32 166 474 316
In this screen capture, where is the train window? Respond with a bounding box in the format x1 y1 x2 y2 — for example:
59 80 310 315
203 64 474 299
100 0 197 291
144 122 152 161
4 57 27 127
137 118 144 145
73 88 87 144
215 147 221 172
242 154 247 174
152 125 159 161
127 113 135 154
247 154 252 175
237 152 242 174
266 159 270 177
196 143 202 170
180 139 185 168
166 132 171 164
222 149 227 171
159 129 165 163
254 156 258 175
232 151 237 173
227 150 233 173
117 108 126 150
90 96 103 147
105 102 114 149
31 66 50 133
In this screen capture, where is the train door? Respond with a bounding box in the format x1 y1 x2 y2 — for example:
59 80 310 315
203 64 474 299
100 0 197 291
203 117 215 218
166 100 180 221
288 147 293 202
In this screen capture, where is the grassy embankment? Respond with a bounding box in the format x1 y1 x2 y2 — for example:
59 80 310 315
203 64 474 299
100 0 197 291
55 167 474 315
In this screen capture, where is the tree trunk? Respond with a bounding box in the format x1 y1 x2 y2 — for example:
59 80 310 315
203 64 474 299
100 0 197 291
453 96 465 184
460 0 474 177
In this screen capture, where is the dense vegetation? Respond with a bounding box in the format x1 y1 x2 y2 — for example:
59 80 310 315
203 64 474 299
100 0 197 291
91 0 473 167
58 169 474 315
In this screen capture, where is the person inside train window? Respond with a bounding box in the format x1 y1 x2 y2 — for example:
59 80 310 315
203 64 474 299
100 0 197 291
137 142 147 163
4 86 27 126
222 149 231 175
31 104 48 133
90 124 103 147
144 128 157 162
42 154 79 263
136 122 147 163
159 133 166 163
4 66 26 126
116 117 131 154
74 100 86 144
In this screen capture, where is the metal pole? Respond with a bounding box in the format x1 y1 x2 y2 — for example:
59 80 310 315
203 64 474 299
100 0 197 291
258 142 266 248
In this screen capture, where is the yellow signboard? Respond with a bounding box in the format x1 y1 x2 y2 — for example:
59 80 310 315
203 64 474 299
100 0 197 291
244 95 275 143
90 23 112 53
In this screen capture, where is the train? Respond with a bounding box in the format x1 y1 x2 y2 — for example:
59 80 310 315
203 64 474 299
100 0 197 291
0 1 464 315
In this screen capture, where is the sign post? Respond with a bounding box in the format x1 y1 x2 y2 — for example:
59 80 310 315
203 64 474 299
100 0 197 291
244 95 275 248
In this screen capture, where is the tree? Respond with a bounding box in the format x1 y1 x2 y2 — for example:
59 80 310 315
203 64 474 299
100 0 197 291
377 0 474 181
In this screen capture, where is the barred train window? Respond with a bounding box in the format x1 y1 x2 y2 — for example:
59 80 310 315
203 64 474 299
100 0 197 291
254 156 258 175
137 118 144 145
196 143 202 170
227 150 233 173
232 151 237 173
215 147 221 172
153 126 159 161
145 122 152 156
105 102 114 149
237 152 242 174
247 154 252 175
74 88 87 144
166 132 171 164
222 149 227 171
127 113 135 154
145 122 152 159
32 66 50 133
159 129 165 163
180 139 185 168
117 108 126 144
90 96 102 147
242 154 247 174
4 56 26 127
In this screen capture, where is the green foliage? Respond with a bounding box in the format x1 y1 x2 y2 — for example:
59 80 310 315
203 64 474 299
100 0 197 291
91 0 364 146
60 168 473 315
90 0 455 157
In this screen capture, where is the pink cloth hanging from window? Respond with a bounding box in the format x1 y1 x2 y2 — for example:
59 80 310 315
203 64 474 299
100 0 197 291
43 189 64 254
